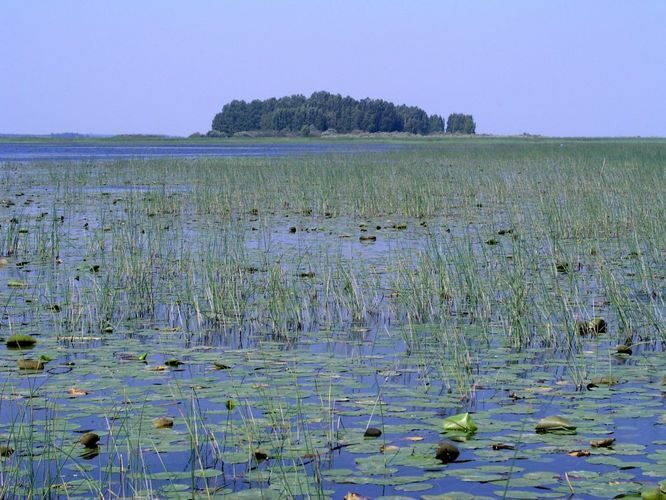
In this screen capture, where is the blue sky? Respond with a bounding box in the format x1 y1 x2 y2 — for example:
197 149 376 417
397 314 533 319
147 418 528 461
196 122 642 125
1 1 664 136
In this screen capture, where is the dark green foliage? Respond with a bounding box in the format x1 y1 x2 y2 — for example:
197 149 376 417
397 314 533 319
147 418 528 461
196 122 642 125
428 114 445 133
210 91 464 135
6 334 37 348
446 113 476 134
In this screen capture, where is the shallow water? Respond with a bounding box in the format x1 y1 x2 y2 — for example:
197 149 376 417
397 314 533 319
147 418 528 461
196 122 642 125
0 146 665 498
0 141 403 162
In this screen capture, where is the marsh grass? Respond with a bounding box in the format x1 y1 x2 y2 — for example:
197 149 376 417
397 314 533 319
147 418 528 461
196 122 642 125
0 137 664 496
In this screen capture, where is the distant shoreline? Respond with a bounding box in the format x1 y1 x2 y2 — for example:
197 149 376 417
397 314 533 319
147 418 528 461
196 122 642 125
0 133 663 144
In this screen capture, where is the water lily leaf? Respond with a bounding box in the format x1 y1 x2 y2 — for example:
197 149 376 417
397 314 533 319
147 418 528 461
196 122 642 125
591 437 615 448
79 432 100 448
395 482 433 492
494 490 561 499
0 445 14 457
193 468 222 478
153 417 174 429
435 442 460 463
535 416 576 434
364 427 382 438
641 484 666 500
17 358 44 370
68 388 89 398
590 376 620 386
443 412 478 433
423 494 494 500
148 365 168 372
379 444 400 453
344 493 370 500
568 449 591 457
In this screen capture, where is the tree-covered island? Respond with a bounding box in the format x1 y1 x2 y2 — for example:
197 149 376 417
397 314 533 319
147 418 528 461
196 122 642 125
209 91 475 137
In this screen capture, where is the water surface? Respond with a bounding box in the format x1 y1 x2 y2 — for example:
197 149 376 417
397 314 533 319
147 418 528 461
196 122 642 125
0 141 403 162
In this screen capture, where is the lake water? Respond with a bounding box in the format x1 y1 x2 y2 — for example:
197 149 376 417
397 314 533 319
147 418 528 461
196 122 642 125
1 142 664 499
0 141 403 162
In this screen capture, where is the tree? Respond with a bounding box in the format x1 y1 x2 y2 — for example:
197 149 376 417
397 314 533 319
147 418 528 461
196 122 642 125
428 114 445 133
446 113 476 134
210 92 472 136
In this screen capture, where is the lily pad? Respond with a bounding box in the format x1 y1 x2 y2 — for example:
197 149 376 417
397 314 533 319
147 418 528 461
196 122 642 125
364 427 382 438
17 358 44 370
535 416 576 434
590 376 620 386
589 318 607 334
443 412 478 433
79 432 100 448
153 417 174 429
435 441 460 463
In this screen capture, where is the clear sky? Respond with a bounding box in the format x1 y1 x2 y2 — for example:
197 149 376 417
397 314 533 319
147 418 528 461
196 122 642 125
1 1 664 137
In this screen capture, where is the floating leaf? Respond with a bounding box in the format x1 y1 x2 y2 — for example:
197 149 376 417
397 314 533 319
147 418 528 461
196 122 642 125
379 444 400 453
591 438 615 448
435 442 460 463
7 280 27 288
576 317 608 335
575 321 591 335
17 358 44 370
568 449 591 457
590 376 620 386
492 443 516 450
443 412 478 433
535 415 576 434
138 353 148 361
79 432 100 448
153 417 174 429
588 318 607 334
641 484 666 500
364 427 382 438
344 493 369 500
68 388 89 398
165 358 183 367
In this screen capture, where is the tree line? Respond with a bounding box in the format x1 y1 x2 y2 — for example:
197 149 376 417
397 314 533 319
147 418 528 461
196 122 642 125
209 91 475 136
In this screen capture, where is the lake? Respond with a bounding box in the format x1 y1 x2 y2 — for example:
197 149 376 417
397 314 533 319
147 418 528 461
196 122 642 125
0 139 665 498
0 141 403 162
